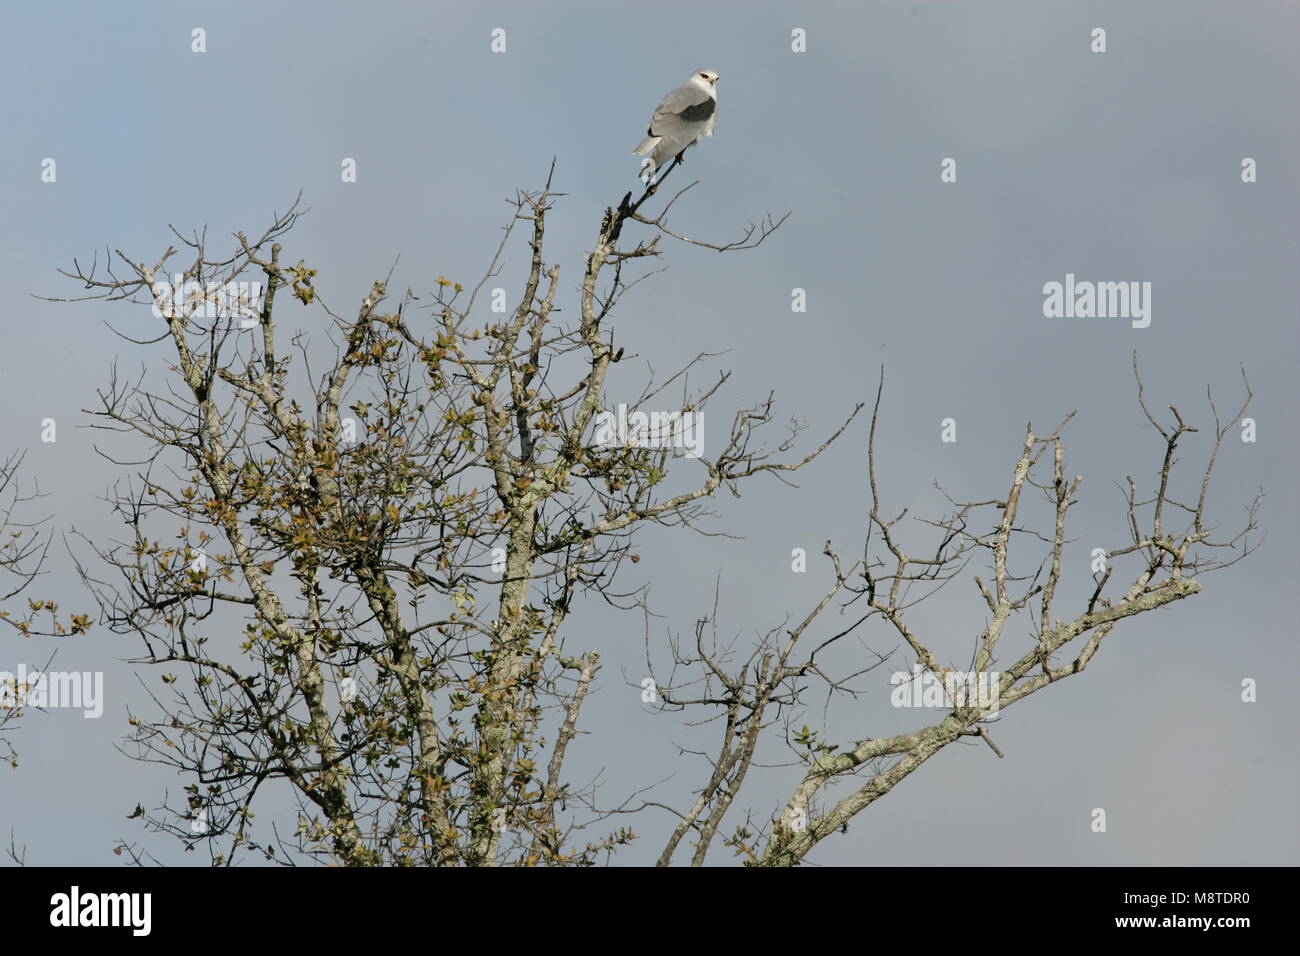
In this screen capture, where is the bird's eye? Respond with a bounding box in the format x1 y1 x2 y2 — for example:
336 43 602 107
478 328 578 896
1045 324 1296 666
700 73 708 78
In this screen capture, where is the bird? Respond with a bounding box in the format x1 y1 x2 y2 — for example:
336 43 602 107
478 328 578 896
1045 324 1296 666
632 69 718 178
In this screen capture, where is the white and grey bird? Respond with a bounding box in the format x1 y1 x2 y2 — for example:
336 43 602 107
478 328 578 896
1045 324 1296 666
632 69 718 177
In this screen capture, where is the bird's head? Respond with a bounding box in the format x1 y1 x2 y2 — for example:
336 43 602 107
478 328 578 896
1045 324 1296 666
691 69 719 89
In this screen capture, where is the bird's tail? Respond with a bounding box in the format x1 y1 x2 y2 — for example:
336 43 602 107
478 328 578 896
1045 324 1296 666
631 135 660 156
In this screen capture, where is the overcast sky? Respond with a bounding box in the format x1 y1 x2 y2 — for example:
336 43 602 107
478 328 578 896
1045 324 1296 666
1 0 1297 866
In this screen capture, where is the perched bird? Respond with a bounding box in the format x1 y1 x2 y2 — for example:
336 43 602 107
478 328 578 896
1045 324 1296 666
632 69 718 177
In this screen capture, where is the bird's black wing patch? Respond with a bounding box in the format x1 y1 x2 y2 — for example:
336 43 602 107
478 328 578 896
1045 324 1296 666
678 98 716 122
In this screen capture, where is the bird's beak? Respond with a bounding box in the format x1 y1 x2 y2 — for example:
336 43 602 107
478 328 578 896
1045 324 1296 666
710 76 718 85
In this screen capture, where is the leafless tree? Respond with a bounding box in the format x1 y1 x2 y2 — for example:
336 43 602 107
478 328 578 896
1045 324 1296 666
655 360 1258 866
51 166 1257 866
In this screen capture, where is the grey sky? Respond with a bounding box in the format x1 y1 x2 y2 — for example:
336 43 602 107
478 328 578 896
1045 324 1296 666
1 0 1296 865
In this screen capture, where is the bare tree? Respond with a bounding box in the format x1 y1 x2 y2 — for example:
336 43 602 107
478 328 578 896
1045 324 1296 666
653 361 1258 866
52 168 1257 866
